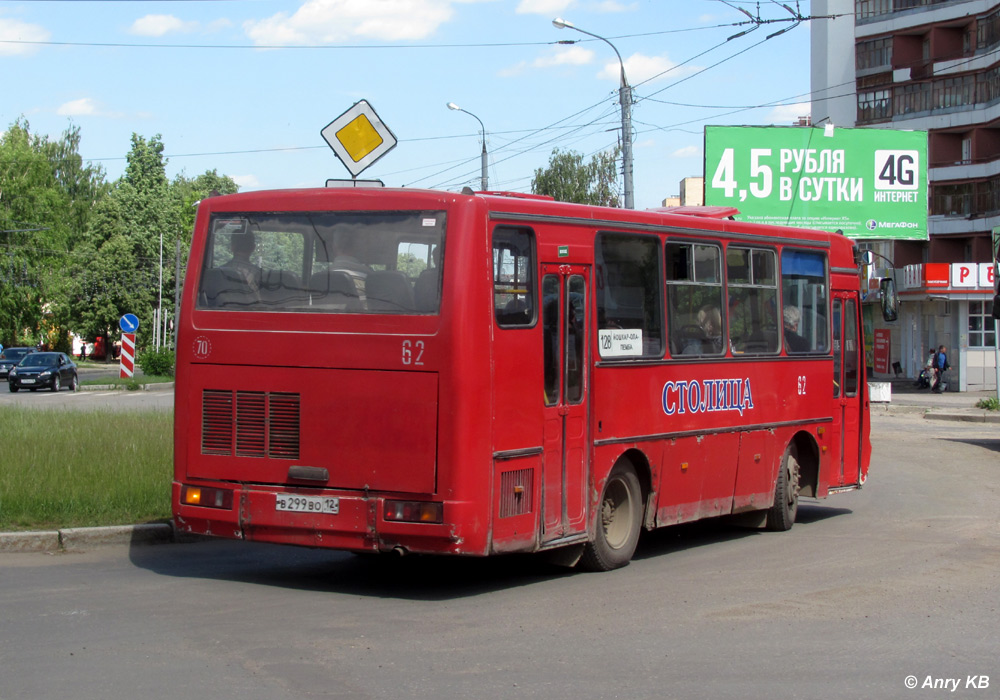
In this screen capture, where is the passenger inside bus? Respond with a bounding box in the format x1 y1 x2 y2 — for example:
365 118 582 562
331 233 373 276
414 246 441 312
200 232 265 307
680 304 724 355
783 305 810 353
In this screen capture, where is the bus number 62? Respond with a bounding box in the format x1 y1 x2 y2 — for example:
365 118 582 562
402 339 425 366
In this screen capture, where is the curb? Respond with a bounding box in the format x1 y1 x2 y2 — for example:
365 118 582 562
872 403 1000 423
923 411 1000 424
79 382 174 392
0 522 176 554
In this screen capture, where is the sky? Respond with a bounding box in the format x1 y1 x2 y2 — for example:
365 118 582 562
0 0 822 209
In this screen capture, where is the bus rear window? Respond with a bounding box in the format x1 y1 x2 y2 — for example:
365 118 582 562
196 211 445 314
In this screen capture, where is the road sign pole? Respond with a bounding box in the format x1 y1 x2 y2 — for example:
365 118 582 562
120 333 136 379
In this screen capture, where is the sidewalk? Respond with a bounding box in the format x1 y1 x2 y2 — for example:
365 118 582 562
871 377 1000 424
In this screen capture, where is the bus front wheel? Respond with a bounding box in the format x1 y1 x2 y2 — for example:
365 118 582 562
765 447 801 532
580 462 643 571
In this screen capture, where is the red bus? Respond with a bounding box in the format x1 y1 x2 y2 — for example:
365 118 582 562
173 187 877 571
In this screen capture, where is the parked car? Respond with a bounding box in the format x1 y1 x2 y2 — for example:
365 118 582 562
8 352 78 392
0 347 36 380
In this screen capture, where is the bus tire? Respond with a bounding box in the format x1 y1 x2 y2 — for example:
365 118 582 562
765 447 800 532
580 462 642 571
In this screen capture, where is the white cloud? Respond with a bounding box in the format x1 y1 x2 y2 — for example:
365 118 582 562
57 98 100 117
536 44 593 67
0 17 50 56
499 44 593 77
768 102 810 124
597 53 693 85
56 98 124 118
243 0 456 45
591 1 636 12
516 0 575 14
672 145 700 158
129 14 199 37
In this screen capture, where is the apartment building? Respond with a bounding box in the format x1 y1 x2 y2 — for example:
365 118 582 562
813 0 1000 390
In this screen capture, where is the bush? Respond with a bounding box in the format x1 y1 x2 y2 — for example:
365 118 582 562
137 347 175 377
975 397 1000 411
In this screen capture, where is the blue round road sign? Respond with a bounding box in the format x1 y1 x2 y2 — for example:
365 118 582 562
119 313 139 333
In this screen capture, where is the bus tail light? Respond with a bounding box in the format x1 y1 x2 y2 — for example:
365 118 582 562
181 485 234 509
383 500 443 524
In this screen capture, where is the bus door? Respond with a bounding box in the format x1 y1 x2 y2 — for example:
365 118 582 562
541 264 590 542
831 294 862 486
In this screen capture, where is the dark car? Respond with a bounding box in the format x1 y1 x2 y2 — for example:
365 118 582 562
8 352 78 392
0 347 36 380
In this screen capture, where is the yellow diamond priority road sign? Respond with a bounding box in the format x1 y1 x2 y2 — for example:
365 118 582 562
321 100 397 178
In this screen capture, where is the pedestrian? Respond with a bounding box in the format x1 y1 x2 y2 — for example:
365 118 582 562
932 344 950 393
916 348 935 389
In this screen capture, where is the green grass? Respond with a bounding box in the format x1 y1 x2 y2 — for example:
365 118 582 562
79 374 173 388
975 397 1000 411
0 406 173 531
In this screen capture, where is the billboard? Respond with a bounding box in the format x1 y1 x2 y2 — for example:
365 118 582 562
704 125 928 240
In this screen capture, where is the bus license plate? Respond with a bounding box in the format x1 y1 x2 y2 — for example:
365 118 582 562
275 495 339 514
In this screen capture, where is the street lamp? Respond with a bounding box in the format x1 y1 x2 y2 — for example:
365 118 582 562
552 17 634 209
447 102 488 192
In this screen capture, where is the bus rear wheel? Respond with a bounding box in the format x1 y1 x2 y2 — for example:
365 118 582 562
580 462 642 571
765 447 801 532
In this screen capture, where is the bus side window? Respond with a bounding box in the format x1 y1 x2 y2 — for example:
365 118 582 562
493 227 536 327
665 242 724 356
595 233 663 358
727 247 779 354
780 249 830 354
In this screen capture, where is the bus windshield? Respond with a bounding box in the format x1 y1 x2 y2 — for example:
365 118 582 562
196 210 446 314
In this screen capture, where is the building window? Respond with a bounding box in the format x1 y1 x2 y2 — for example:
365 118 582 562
935 74 976 110
858 88 893 122
978 8 1000 51
969 300 996 348
856 0 892 20
896 82 932 116
931 176 1000 218
856 37 892 71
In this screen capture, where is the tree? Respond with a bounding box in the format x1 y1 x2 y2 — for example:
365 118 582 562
531 146 622 207
70 134 176 351
0 119 106 348
171 169 239 242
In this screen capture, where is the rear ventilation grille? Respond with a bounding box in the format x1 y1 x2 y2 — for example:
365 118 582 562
499 468 533 518
202 390 300 459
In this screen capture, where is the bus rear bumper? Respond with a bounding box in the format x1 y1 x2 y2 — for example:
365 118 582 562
172 482 482 555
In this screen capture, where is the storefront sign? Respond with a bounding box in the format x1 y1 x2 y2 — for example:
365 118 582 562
873 329 890 374
901 263 994 292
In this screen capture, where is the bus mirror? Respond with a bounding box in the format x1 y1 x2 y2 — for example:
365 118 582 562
992 294 1000 320
879 278 898 322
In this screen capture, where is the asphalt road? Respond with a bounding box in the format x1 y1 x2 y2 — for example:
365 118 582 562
1 411 998 700
0 366 173 411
